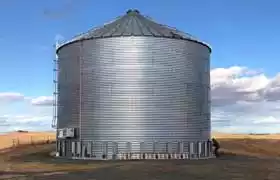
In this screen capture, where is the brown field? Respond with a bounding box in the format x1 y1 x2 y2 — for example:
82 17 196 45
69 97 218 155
1 131 279 150
1 131 280 180
0 131 55 150
213 131 280 139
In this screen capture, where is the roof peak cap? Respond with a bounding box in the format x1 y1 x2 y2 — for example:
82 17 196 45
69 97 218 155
126 9 140 15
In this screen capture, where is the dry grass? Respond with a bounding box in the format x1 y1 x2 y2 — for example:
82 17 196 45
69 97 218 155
213 132 280 139
0 131 56 150
219 138 280 157
212 132 280 157
1 131 280 179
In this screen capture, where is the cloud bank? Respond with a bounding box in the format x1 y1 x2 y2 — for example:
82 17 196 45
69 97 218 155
211 66 280 133
31 96 53 106
0 65 280 134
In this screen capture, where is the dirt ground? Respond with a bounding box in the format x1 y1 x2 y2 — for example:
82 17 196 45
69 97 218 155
1 138 280 180
2 157 280 180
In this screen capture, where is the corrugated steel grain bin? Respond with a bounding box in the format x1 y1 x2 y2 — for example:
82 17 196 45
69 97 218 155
55 9 212 160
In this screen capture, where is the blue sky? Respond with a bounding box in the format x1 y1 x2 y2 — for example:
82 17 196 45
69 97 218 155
0 0 280 133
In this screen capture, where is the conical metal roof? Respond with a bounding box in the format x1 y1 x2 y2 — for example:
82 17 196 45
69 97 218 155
57 9 211 52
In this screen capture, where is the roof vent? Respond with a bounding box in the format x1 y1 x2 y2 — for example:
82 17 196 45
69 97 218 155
126 9 140 15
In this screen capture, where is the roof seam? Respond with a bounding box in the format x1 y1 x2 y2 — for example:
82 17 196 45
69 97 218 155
120 15 131 36
145 17 170 37
138 16 161 36
134 15 144 36
136 14 157 37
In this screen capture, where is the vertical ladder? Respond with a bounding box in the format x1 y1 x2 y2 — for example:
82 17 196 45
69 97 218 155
52 44 58 129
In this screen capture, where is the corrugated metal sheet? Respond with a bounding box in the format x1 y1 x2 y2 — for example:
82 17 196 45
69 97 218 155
79 37 210 141
57 36 211 153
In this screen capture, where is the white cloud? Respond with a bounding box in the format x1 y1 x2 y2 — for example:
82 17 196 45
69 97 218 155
210 66 280 106
253 116 280 124
31 96 53 106
0 92 25 102
0 114 52 123
0 93 53 106
0 114 53 132
211 66 280 133
0 94 54 132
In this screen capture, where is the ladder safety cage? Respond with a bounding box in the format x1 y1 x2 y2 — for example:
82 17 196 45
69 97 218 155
52 44 59 129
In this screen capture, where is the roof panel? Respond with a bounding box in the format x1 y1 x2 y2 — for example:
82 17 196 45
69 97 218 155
58 9 211 52
130 17 142 36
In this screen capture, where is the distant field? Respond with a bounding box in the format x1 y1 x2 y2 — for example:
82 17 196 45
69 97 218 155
0 131 56 150
213 132 280 139
1 131 280 150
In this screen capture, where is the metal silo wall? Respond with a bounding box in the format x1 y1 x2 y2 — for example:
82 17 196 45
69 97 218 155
57 42 81 138
78 36 211 153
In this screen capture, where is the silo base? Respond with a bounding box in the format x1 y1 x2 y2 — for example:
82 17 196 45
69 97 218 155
55 140 215 160
67 153 216 160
